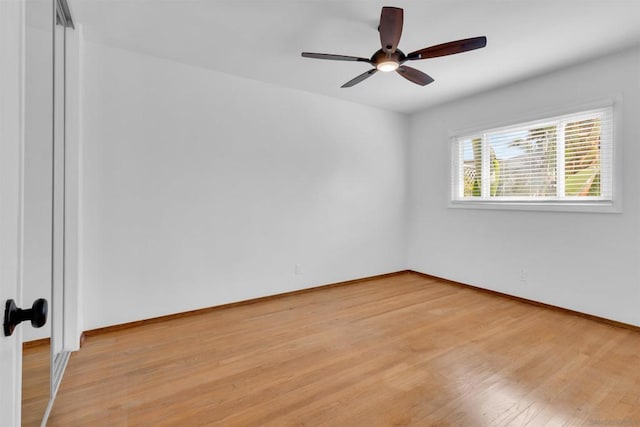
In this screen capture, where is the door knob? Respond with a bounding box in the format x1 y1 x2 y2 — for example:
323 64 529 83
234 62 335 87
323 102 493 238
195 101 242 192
3 298 48 337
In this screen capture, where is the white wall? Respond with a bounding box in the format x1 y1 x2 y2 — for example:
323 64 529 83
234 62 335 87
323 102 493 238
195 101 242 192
81 42 408 330
80 40 640 331
408 47 640 326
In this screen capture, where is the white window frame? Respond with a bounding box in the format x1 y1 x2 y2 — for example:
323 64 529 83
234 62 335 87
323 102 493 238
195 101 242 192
449 101 620 213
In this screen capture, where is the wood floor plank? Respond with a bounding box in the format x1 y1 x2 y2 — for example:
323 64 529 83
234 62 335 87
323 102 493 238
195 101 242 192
22 273 640 426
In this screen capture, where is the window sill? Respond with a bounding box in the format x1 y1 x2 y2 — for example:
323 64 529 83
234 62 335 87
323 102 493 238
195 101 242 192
448 200 620 213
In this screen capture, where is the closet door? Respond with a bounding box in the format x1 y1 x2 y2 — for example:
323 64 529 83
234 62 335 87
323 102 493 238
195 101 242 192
50 0 68 386
46 1 75 419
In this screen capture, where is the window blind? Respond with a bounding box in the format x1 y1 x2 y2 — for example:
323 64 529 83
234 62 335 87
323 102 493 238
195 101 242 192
453 107 613 203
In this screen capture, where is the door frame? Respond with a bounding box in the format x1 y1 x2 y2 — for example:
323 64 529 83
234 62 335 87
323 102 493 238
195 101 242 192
0 0 26 425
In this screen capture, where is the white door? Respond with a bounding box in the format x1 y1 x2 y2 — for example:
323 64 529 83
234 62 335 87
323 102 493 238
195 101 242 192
1 0 27 425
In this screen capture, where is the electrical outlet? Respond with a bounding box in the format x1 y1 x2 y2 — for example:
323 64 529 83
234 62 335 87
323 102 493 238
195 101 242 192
520 268 528 283
294 264 302 275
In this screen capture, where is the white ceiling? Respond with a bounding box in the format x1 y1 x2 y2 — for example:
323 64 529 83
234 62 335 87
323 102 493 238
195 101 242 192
71 0 640 114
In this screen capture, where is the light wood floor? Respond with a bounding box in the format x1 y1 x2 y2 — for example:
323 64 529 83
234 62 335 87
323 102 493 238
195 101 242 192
23 273 640 426
22 342 49 426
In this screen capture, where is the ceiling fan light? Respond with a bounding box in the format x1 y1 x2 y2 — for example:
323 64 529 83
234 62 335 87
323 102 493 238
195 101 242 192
377 61 399 72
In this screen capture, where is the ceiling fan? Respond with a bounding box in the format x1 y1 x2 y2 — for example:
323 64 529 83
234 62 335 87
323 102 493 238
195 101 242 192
301 6 487 88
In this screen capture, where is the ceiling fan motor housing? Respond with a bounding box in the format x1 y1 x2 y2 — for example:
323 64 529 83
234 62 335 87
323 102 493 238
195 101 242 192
371 49 406 68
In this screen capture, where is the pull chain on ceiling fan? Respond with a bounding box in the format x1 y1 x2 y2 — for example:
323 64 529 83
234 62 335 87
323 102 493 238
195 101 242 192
301 6 487 88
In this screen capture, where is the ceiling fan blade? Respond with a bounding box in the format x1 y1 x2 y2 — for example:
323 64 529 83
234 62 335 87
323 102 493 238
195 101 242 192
341 69 378 88
407 36 487 60
301 52 371 63
396 66 434 86
379 7 403 53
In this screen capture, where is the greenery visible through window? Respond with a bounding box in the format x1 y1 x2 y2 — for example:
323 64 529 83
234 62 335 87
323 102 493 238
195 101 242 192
453 107 612 204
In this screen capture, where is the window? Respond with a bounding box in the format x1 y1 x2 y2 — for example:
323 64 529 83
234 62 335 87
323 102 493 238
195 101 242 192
451 106 614 210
